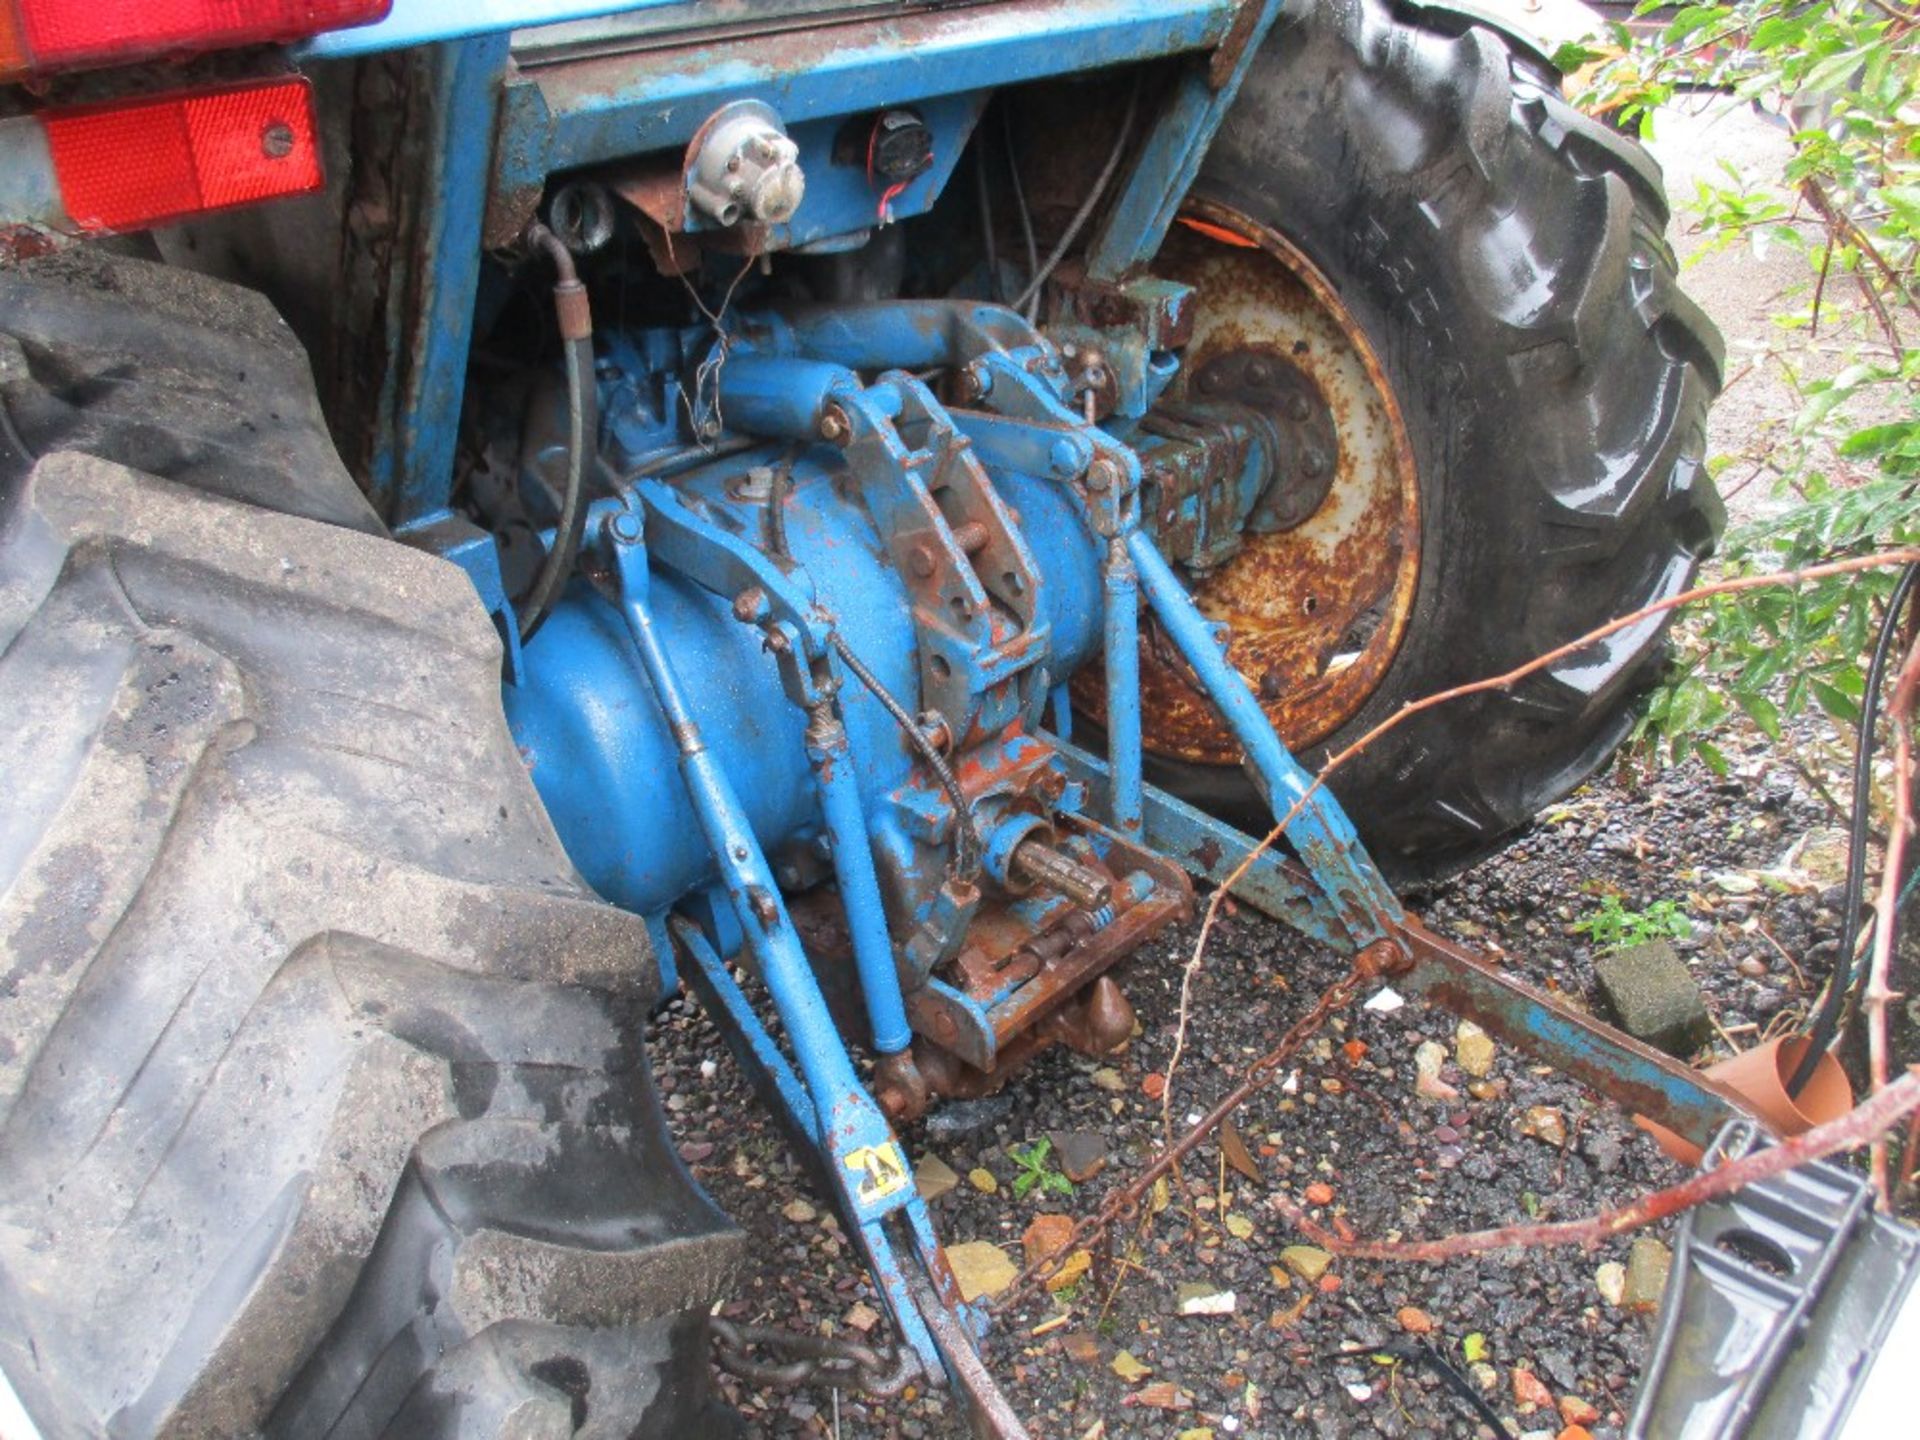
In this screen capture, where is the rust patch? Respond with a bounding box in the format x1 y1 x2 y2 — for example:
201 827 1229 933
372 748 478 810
1079 199 1423 763
1208 0 1266 90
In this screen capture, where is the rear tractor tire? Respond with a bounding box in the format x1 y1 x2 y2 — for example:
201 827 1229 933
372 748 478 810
0 253 741 1439
1134 0 1725 881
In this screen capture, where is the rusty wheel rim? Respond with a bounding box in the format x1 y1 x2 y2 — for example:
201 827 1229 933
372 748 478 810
1081 199 1423 765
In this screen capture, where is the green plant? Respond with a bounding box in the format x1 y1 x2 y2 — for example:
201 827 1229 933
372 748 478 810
1561 3 1919 773
1574 895 1695 950
1006 1139 1074 1200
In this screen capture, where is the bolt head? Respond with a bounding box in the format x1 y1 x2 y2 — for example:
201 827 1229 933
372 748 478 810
1302 448 1328 478
609 511 644 543
819 405 852 443
908 544 937 578
1287 393 1311 423
1246 359 1272 385
732 585 771 623
958 363 991 402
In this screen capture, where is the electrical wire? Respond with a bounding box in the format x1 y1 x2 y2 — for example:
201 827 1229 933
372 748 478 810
1010 77 1142 321
1001 108 1039 318
517 223 596 644
973 139 1004 305
830 632 982 881
1790 561 1920 1095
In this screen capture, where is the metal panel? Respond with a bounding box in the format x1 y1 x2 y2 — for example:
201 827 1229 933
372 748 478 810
1396 922 1747 1151
518 0 1235 173
1085 0 1285 279
367 34 510 524
297 0 684 57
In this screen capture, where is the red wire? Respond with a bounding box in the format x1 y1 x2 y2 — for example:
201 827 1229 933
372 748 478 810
867 116 928 224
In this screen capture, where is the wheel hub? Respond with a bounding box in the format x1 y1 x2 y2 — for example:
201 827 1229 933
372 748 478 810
1191 346 1340 533
1074 202 1423 763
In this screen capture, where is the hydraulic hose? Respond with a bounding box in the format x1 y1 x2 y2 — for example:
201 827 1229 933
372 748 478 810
1790 560 1920 1094
518 223 596 645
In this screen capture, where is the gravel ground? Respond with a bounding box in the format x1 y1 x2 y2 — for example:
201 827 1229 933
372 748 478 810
650 727 1844 1438
645 99 1844 1440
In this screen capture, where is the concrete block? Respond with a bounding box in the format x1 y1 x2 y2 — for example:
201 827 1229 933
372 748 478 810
1593 940 1710 1056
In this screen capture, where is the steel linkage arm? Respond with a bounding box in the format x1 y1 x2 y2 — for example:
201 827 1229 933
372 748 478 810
593 500 1028 1433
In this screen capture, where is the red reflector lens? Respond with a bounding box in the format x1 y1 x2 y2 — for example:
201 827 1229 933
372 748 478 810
15 0 389 73
44 78 323 232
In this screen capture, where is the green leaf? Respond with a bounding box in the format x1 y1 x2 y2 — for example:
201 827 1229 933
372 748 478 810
1463 1333 1488 1364
1810 678 1862 724
1551 41 1608 72
1737 691 1782 739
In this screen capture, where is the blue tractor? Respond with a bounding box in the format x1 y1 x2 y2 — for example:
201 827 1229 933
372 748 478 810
0 2 1730 1435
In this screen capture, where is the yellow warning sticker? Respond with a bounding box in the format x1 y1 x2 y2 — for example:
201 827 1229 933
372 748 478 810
845 1143 910 1205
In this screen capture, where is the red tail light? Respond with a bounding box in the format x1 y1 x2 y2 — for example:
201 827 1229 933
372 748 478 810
44 76 323 232
2 0 389 80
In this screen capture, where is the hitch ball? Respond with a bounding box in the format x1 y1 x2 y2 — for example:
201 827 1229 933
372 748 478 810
687 100 806 228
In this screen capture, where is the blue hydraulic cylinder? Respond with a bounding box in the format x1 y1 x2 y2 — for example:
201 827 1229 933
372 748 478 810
711 354 858 440
503 570 818 914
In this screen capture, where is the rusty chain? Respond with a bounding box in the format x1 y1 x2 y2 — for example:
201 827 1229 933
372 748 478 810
710 1317 922 1398
992 940 1404 1308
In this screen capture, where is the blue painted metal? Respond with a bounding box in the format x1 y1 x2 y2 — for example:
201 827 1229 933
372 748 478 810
804 690 914 1056
1047 735 1350 947
596 509 939 1256
506 1 1237 176
1084 0 1288 280
507 303 1405 971
368 33 510 525
1396 923 1742 1151
670 918 975 1380
1127 528 1404 946
1103 536 1144 837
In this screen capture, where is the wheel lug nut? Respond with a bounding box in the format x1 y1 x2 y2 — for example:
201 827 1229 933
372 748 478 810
1287 394 1311 422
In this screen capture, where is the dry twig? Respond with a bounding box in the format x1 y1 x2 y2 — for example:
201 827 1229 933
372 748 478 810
1863 633 1920 1202
1160 550 1920 1131
1266 1068 1920 1262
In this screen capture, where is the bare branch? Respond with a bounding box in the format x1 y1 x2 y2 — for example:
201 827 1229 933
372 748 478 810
1865 632 1920 1203
1266 1068 1920 1263
1155 551 1920 1141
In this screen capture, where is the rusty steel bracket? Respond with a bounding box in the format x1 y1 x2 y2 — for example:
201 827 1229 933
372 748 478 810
1394 920 1751 1154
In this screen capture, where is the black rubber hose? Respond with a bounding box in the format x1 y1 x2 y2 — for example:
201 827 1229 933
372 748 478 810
1790 561 1920 1095
518 223 596 645
830 632 982 881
